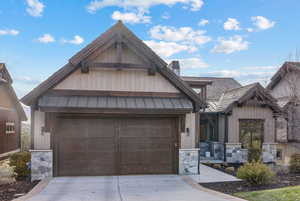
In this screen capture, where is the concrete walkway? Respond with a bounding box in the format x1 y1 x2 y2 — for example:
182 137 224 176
189 164 241 183
23 175 245 201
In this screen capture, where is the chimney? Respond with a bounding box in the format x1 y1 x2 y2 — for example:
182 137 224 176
168 61 180 76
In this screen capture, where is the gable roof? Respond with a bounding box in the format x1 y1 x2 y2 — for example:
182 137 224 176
182 76 241 101
0 63 13 84
267 62 300 90
205 83 281 114
21 21 205 110
0 66 27 121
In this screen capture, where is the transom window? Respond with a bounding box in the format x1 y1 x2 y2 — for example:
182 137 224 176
6 121 15 134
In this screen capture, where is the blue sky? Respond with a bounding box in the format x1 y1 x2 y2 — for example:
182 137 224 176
1 0 300 97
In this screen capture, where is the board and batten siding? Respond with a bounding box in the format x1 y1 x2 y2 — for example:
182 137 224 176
270 73 300 99
0 85 14 109
228 106 275 143
54 68 180 93
33 111 50 150
91 45 144 64
218 114 226 143
181 113 196 149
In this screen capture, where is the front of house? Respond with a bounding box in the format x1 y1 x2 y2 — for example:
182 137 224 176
21 21 205 180
182 77 281 164
267 62 300 167
0 64 27 158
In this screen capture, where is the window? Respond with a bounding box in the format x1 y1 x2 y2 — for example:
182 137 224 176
276 149 283 160
6 121 15 134
239 119 264 149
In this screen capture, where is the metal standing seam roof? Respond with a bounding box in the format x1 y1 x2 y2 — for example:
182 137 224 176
38 95 193 110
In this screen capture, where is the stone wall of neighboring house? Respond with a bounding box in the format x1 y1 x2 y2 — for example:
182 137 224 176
276 142 300 167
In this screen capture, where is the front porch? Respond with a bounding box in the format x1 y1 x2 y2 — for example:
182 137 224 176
199 113 277 164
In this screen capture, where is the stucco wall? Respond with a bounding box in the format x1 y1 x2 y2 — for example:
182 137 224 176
228 106 275 143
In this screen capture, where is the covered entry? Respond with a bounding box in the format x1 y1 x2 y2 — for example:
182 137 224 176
54 116 178 176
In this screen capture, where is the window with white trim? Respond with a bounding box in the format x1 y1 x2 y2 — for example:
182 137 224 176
6 121 15 134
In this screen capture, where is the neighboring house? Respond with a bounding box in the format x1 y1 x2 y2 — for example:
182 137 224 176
267 62 300 166
182 76 281 164
21 21 205 181
0 63 27 158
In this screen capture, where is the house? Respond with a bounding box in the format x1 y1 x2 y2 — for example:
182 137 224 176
182 76 281 164
267 62 300 166
0 63 27 158
21 21 205 181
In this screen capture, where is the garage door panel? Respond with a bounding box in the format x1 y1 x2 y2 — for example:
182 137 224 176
119 140 172 151
119 118 176 175
56 118 117 176
120 151 172 164
55 116 177 176
86 138 115 151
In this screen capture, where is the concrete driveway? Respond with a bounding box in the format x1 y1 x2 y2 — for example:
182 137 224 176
24 175 244 201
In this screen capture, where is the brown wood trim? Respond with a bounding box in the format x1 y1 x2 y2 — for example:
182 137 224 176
89 62 152 69
195 112 200 148
55 113 184 118
48 89 183 98
185 81 213 87
39 107 192 114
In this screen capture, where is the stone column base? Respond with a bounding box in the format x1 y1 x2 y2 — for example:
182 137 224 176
225 143 248 163
179 149 200 175
31 150 53 181
262 143 277 163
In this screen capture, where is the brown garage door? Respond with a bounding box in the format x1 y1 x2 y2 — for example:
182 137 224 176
54 117 177 176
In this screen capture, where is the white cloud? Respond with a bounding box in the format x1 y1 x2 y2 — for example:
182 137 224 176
26 0 45 17
144 40 197 58
223 18 240 31
212 35 249 54
37 34 55 43
62 35 84 45
161 12 170 20
86 0 204 13
0 29 19 36
15 76 41 85
177 57 209 69
198 19 209 26
111 11 151 24
246 28 254 32
251 16 275 30
149 25 211 46
204 66 278 85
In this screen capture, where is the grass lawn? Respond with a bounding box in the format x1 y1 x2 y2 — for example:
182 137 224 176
234 185 300 201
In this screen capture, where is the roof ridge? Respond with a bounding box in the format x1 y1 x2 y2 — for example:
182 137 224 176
224 82 258 94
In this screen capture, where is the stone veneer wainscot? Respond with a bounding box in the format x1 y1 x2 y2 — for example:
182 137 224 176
31 150 53 181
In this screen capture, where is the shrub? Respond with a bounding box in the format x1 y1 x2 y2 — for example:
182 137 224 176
9 152 31 180
248 147 261 162
237 161 275 186
289 154 300 174
225 167 235 174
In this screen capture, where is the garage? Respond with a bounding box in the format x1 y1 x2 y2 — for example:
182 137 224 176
54 116 178 176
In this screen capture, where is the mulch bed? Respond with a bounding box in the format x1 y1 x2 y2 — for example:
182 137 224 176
201 173 300 195
0 180 39 201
